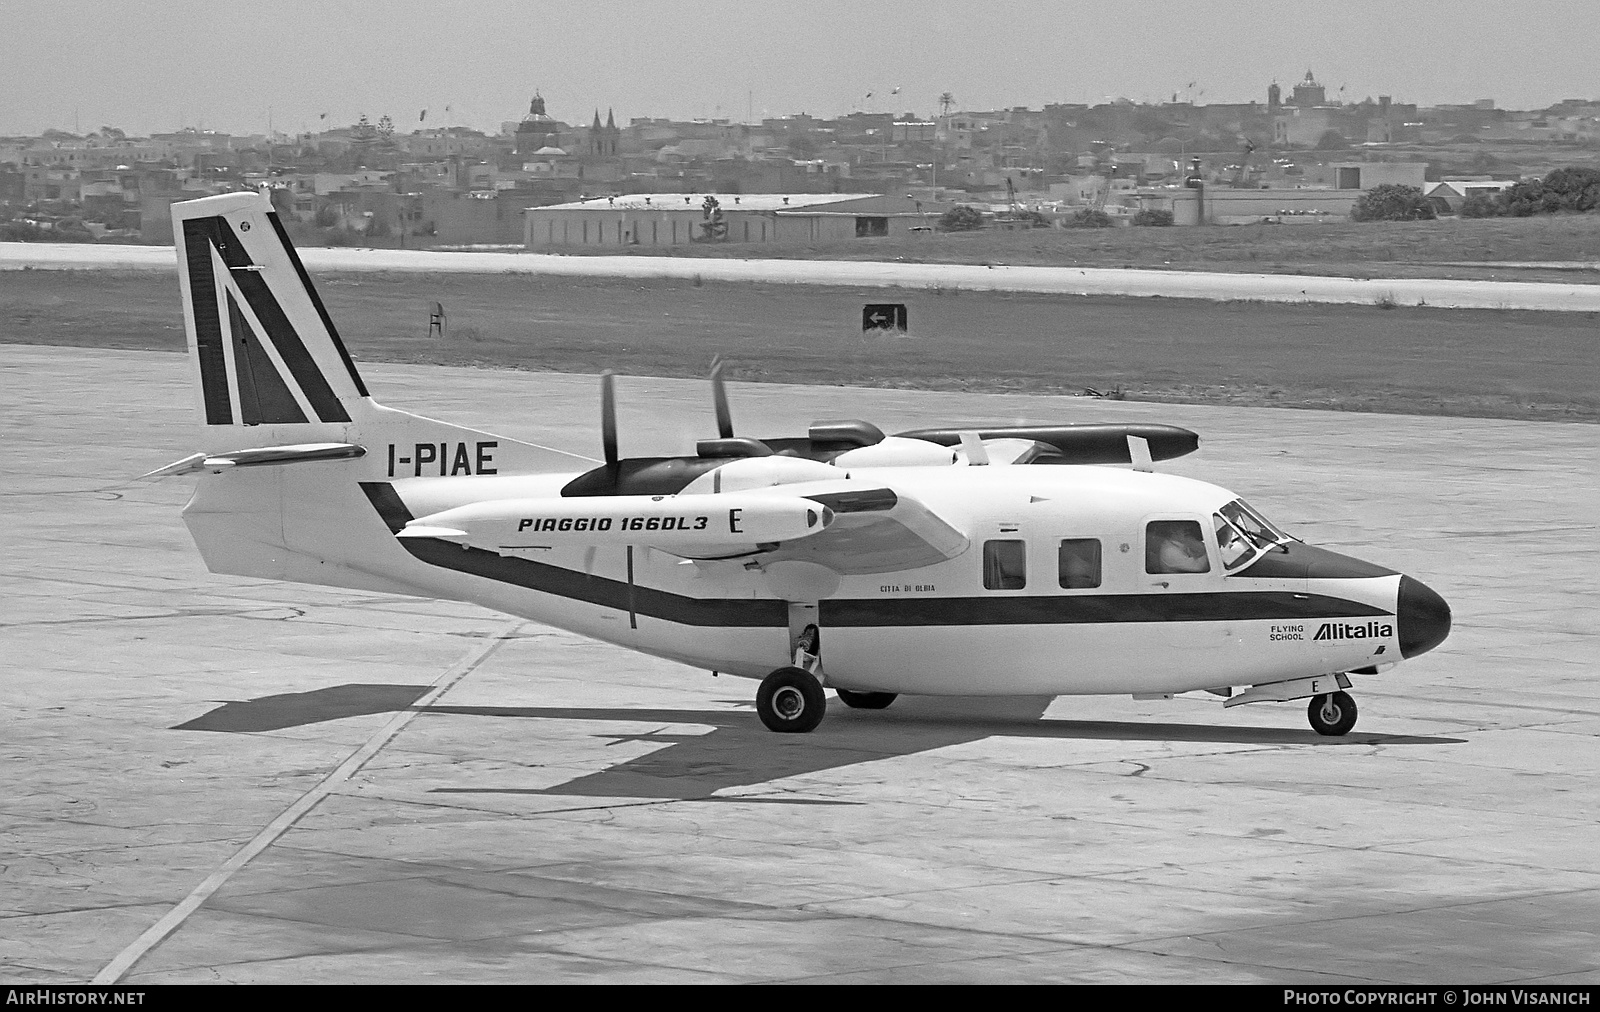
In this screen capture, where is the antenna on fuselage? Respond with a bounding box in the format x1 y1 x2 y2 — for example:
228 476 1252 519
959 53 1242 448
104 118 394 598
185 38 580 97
600 370 619 466
710 357 735 439
1127 435 1154 472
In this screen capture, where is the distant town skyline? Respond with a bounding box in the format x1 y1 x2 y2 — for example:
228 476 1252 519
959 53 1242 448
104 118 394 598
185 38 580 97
3 0 1597 137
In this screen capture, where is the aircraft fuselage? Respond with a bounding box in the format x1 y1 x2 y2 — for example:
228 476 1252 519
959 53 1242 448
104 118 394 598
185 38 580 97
193 460 1440 698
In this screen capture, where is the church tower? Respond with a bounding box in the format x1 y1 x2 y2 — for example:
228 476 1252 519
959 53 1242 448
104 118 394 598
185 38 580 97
587 108 619 157
516 93 557 157
1291 71 1326 107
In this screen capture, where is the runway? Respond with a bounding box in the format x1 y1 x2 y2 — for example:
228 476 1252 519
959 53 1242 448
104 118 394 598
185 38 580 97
2 344 1596 984
5 241 1600 312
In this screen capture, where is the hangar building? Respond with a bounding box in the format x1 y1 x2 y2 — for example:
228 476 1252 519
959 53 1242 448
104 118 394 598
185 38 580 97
523 193 947 249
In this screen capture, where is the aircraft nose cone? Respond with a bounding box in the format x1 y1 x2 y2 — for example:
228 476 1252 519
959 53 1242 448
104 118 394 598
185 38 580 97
1398 575 1451 658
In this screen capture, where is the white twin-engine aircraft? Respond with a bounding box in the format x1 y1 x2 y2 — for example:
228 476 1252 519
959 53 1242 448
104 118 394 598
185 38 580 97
147 192 1451 736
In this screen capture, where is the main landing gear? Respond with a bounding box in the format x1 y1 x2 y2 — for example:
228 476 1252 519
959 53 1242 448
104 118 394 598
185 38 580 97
1308 691 1358 736
836 689 898 710
754 621 900 731
757 667 826 733
757 621 827 733
754 675 900 731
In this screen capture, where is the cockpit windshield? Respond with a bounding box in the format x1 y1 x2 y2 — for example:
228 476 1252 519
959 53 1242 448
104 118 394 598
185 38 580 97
1214 499 1291 570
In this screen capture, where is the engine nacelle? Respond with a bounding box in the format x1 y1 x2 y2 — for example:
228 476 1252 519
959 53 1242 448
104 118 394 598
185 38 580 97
400 492 834 554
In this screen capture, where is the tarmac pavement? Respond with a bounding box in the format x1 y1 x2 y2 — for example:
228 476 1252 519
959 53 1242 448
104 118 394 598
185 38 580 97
1 345 1595 984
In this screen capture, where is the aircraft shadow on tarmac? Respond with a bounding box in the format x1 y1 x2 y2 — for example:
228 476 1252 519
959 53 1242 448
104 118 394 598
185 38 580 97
175 684 1465 803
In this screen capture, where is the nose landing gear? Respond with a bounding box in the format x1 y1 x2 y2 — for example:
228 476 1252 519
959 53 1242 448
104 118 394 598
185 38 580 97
1308 690 1358 736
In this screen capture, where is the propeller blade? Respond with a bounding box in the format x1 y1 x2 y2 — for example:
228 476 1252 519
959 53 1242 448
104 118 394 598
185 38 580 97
710 358 734 438
600 370 618 466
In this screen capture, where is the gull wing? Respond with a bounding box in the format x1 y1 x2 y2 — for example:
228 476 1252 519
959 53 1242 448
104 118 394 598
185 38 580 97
767 488 970 575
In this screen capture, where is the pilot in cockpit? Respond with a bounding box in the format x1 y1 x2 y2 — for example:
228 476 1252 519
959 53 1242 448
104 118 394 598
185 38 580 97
1148 520 1211 574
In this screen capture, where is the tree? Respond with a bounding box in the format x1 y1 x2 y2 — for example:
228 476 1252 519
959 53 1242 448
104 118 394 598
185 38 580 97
1314 129 1349 150
1459 192 1501 218
937 205 985 231
0 221 46 241
1066 209 1114 228
1497 168 1600 216
1132 208 1174 226
698 195 727 241
786 134 817 158
1350 184 1436 222
267 186 294 216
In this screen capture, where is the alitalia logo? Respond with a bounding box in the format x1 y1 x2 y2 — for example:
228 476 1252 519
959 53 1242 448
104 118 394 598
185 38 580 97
1313 621 1394 641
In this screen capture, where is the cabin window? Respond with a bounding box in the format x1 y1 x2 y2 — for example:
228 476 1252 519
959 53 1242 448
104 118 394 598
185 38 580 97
1146 520 1210 574
983 540 1027 590
1214 514 1253 570
1057 539 1102 589
1221 499 1286 551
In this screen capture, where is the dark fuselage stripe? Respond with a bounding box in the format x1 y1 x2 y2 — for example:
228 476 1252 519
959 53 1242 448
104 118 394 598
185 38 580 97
360 481 414 534
819 593 1390 627
363 483 1392 631
401 538 789 627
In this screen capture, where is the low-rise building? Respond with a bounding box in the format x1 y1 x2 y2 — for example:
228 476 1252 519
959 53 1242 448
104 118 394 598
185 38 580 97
524 193 947 249
1424 179 1517 212
1120 186 1361 226
1307 161 1428 190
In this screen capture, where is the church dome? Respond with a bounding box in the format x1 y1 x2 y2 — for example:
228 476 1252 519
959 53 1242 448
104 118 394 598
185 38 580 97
518 93 555 131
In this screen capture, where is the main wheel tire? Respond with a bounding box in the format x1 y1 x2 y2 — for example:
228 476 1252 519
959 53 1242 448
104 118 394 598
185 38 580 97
835 689 898 710
1308 690 1358 736
757 667 826 733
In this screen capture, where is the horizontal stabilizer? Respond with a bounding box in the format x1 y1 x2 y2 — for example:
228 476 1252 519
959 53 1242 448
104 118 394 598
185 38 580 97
139 452 209 480
395 525 469 542
141 443 366 478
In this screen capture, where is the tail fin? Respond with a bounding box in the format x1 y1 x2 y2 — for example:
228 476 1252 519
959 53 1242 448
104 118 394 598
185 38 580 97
173 191 368 434
169 190 586 478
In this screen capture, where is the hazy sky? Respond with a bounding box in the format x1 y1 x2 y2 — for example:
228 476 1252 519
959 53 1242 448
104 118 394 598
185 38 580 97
3 0 1596 136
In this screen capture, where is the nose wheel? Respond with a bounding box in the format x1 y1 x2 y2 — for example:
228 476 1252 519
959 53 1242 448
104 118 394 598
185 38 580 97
757 666 826 733
1308 691 1358 736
